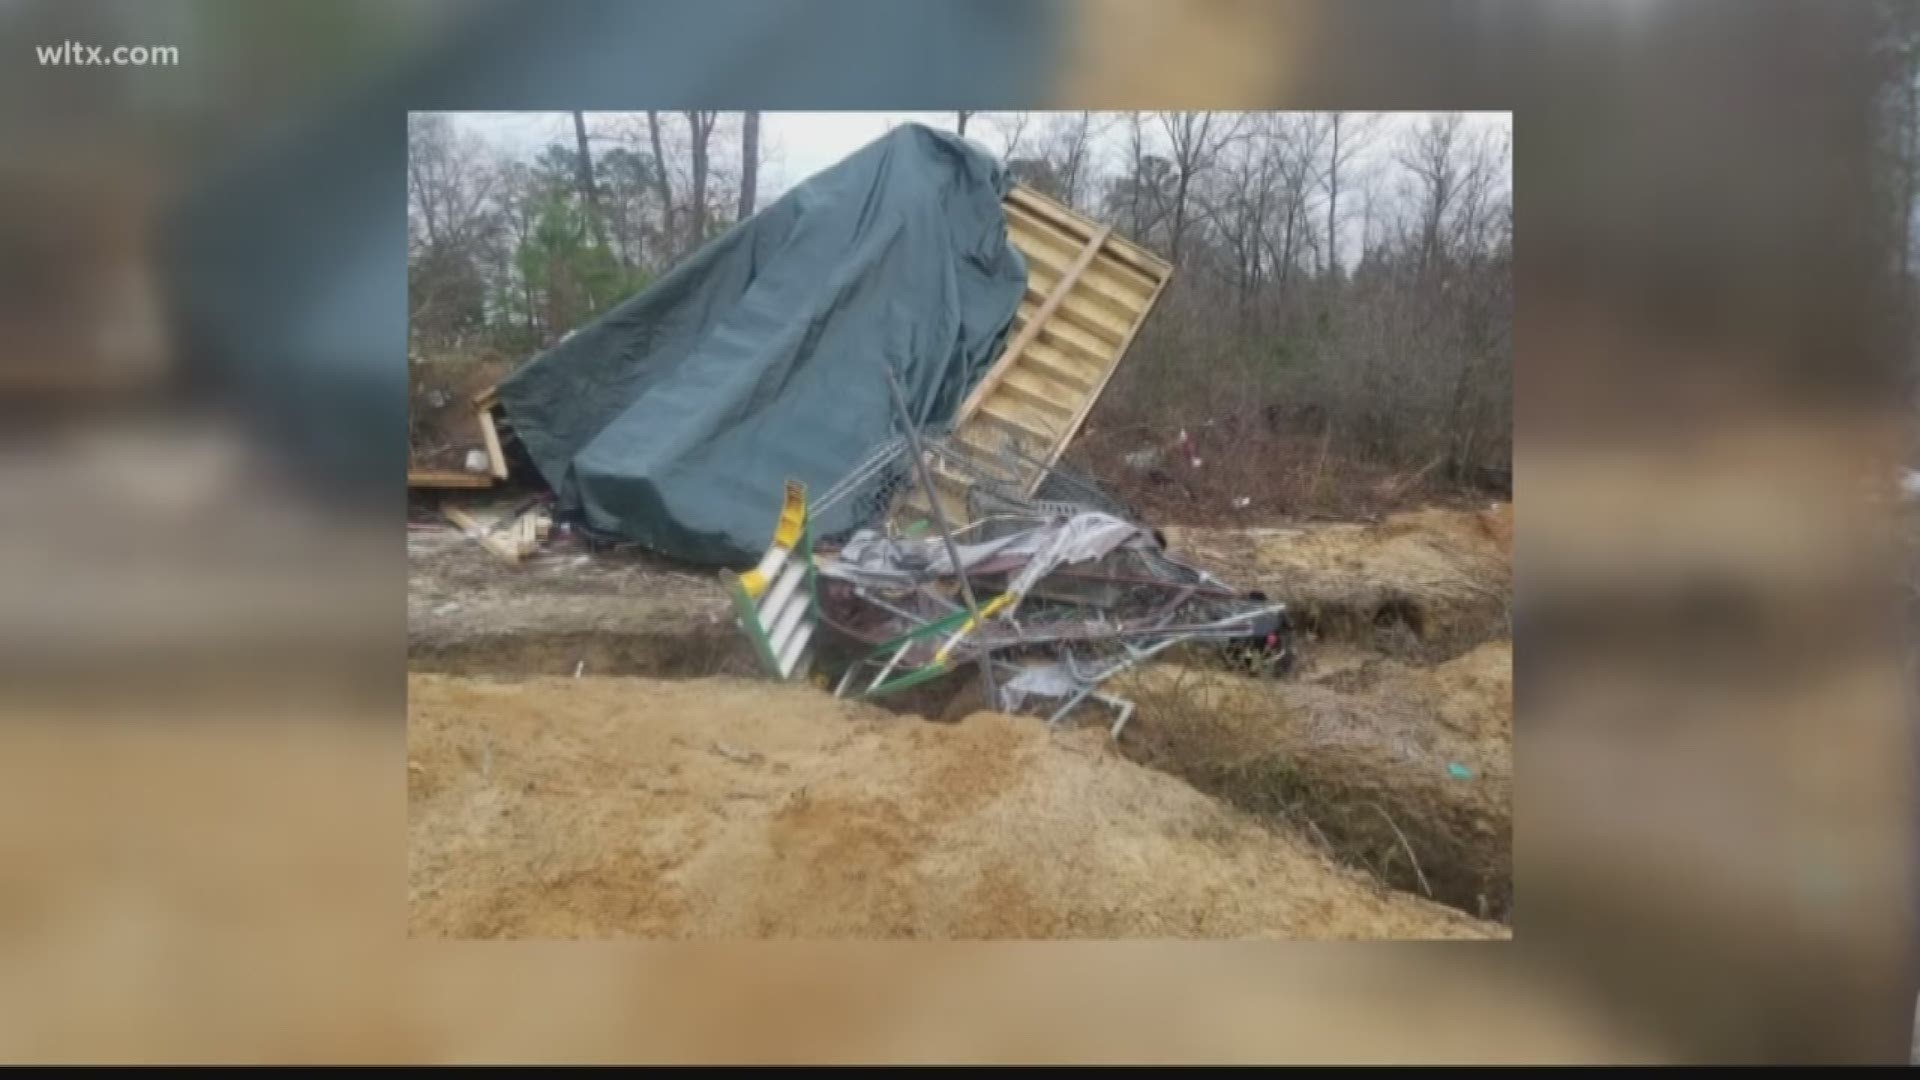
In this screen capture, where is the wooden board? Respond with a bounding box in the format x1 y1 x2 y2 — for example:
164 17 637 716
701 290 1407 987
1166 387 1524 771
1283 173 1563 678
949 184 1173 498
408 468 496 490
477 406 509 480
443 505 522 563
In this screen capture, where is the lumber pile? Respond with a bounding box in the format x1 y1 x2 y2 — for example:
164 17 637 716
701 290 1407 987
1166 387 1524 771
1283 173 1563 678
443 501 550 564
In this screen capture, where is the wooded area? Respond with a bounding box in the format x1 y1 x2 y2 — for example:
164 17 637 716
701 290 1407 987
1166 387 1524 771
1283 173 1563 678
409 110 1513 517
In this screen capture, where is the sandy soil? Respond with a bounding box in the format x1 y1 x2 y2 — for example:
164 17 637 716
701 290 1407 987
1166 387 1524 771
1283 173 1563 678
408 673 1501 940
1101 506 1514 917
1163 504 1512 659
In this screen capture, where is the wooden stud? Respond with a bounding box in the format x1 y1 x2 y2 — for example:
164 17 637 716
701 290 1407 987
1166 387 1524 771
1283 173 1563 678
444 505 522 563
477 406 509 480
408 468 496 489
957 222 1113 424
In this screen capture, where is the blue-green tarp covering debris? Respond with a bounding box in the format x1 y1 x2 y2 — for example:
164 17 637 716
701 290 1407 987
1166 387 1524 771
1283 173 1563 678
496 123 1027 566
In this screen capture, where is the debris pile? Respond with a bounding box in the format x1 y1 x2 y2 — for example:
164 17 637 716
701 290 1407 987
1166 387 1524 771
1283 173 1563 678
725 386 1295 733
440 498 551 565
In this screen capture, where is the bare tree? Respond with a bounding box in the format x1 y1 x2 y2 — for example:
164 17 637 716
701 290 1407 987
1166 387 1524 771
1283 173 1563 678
956 110 974 138
1255 113 1328 291
739 110 761 219
1396 113 1467 271
1051 112 1103 210
407 113 497 252
1007 112 1109 211
1447 125 1510 261
646 111 676 253
1194 124 1279 324
1321 112 1383 276
1157 111 1244 265
684 110 720 249
407 113 501 348
985 111 1033 162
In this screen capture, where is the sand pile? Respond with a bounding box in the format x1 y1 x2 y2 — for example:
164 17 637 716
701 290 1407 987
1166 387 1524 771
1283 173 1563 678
1163 505 1511 658
408 673 1501 940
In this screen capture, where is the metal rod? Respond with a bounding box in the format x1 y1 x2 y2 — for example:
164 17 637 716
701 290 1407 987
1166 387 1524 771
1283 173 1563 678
884 367 1000 712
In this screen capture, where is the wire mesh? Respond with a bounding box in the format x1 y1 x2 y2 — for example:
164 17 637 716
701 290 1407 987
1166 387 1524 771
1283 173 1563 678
812 422 1136 549
802 420 1294 717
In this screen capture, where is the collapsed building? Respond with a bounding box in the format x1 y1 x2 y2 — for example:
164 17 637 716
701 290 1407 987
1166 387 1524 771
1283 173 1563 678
425 122 1292 723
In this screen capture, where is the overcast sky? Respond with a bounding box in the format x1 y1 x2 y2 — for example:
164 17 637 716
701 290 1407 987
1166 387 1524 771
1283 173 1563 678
451 111 959 199
448 110 1511 266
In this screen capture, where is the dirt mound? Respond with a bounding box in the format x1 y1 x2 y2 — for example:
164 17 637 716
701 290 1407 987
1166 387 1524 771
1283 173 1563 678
1163 505 1511 660
408 673 1502 940
1110 640 1512 921
407 528 749 678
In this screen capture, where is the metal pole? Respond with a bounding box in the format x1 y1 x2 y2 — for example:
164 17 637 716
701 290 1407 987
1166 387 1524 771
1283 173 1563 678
884 367 1000 712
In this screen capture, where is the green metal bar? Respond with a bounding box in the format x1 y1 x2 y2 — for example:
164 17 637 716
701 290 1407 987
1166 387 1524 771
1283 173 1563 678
862 661 955 698
725 573 783 677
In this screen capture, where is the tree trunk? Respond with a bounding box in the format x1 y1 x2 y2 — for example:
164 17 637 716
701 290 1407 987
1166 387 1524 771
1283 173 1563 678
646 111 675 255
1326 114 1341 278
739 111 760 220
1170 173 1190 265
572 111 605 253
1279 201 1297 289
956 110 972 137
572 112 598 206
687 112 711 249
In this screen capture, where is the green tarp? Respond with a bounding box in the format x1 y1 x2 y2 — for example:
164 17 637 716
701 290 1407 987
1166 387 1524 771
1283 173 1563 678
496 122 1027 566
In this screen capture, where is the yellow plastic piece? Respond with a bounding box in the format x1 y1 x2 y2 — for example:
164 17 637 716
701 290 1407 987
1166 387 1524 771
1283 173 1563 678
772 479 807 549
932 592 1015 666
739 480 809 600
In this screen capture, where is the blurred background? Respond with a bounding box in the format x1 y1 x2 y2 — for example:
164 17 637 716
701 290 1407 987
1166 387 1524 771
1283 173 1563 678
0 0 1913 1065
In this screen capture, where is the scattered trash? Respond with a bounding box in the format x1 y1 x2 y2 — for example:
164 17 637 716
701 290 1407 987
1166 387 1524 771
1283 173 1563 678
464 449 490 474
1232 496 1252 510
573 660 584 678
1447 762 1474 780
